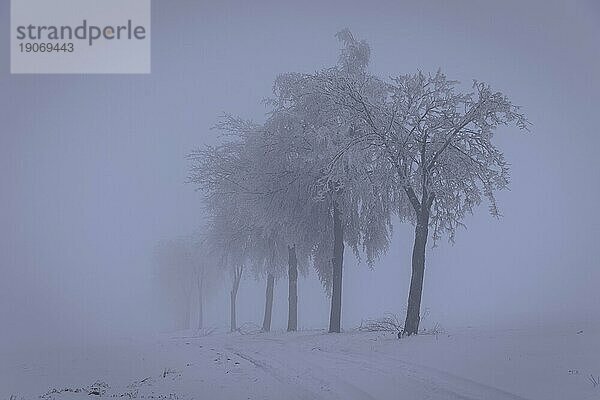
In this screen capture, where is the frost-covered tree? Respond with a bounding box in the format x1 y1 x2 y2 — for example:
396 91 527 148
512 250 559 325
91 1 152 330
390 74 527 335
154 238 195 331
189 113 315 331
189 30 399 334
317 63 529 335
246 230 288 332
203 207 249 333
155 235 221 331
265 30 398 332
237 115 321 332
190 129 291 333
189 232 222 330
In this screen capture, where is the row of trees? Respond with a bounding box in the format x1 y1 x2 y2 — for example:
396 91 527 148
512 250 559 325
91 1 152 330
178 30 527 335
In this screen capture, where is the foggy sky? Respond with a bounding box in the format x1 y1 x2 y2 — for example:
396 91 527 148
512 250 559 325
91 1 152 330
1 0 599 350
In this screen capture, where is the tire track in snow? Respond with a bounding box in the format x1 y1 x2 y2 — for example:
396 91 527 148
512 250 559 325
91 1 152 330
226 346 378 400
226 348 320 400
306 344 532 400
228 335 530 400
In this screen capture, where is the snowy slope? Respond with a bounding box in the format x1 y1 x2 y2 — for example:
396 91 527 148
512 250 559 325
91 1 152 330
1 327 598 400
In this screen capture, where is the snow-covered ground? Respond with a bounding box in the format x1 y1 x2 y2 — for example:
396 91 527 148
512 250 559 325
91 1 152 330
1 325 599 400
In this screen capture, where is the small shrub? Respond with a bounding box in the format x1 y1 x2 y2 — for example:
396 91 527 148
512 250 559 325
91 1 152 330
359 313 403 334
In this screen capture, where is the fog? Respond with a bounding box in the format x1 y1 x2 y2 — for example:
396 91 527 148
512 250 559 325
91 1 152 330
1 0 599 354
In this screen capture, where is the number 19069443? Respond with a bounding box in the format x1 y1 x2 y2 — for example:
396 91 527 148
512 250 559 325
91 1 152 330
19 42 74 52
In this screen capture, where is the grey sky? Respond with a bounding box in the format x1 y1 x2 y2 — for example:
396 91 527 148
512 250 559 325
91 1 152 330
1 0 599 348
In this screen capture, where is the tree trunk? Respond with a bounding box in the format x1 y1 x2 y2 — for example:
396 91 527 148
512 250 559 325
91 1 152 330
262 273 275 332
329 200 344 333
177 303 191 331
230 290 236 333
287 245 298 332
180 291 191 331
403 209 430 336
197 276 203 330
230 266 242 333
